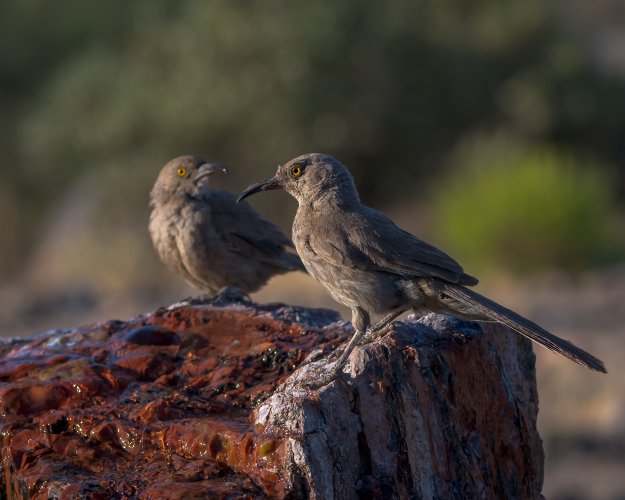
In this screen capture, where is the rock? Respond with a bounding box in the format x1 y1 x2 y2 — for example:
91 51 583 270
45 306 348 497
260 315 544 499
0 297 544 499
124 326 181 346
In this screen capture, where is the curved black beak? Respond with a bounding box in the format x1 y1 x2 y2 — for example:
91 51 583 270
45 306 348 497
237 177 281 203
194 162 228 183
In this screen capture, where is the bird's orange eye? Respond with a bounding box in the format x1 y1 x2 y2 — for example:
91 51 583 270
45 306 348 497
291 165 302 177
176 167 186 177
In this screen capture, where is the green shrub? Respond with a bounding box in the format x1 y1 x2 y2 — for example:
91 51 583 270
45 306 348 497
431 142 624 274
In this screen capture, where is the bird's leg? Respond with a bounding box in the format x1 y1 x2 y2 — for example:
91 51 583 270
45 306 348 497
328 307 370 361
303 307 369 387
330 309 405 359
330 306 369 370
360 309 407 343
303 309 405 388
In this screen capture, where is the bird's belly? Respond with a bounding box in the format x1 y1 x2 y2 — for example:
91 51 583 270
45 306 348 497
305 260 406 315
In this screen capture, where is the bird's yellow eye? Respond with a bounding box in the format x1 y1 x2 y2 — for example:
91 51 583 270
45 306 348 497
176 167 187 177
291 165 302 177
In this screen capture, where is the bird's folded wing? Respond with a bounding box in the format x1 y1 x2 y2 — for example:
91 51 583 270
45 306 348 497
308 209 477 286
208 191 296 261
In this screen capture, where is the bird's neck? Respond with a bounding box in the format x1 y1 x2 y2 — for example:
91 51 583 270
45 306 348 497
151 191 202 211
304 189 357 213
300 177 361 212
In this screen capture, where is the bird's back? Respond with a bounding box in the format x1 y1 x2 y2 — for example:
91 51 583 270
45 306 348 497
294 201 476 285
204 189 304 272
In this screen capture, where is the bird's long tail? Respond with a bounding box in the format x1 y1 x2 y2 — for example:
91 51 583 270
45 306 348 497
435 283 606 373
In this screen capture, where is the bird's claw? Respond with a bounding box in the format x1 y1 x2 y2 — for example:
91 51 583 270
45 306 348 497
327 344 346 361
361 321 397 344
293 317 401 391
296 359 344 389
214 286 252 303
300 348 325 366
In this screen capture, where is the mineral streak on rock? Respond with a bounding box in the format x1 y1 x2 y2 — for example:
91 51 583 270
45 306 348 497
0 298 347 498
0 298 544 499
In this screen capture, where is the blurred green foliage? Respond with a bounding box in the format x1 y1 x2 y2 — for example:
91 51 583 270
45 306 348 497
1 0 624 283
432 139 624 273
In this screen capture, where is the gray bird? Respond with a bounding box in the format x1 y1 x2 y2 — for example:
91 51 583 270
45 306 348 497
149 155 305 295
238 153 606 384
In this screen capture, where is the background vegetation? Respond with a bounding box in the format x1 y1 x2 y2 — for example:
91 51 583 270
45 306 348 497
1 0 624 293
1 2 624 497
433 138 622 273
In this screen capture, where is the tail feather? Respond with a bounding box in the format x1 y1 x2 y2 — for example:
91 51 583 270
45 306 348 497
441 284 607 373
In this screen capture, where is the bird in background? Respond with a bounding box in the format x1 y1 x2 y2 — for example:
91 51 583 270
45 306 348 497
149 155 305 296
238 153 606 386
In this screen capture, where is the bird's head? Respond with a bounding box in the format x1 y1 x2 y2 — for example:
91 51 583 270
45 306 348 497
237 153 358 205
151 155 227 204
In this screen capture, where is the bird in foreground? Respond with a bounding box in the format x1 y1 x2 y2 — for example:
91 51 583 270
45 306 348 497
149 155 305 295
238 153 606 385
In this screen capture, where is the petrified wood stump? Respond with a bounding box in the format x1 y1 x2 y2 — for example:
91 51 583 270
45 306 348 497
0 297 543 499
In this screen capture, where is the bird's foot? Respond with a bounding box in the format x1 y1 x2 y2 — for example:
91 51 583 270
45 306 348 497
329 321 399 361
313 316 402 376
178 287 251 306
297 359 345 389
179 293 215 305
300 348 326 366
360 321 399 344
327 343 347 361
296 324 377 390
214 286 252 304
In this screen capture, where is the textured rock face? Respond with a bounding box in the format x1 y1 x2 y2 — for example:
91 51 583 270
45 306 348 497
0 297 543 499
261 316 544 499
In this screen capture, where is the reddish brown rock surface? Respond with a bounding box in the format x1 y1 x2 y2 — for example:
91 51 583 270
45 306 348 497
0 297 543 499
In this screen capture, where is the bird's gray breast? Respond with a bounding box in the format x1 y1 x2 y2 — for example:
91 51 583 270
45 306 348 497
153 203 225 291
293 212 411 315
149 202 185 273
